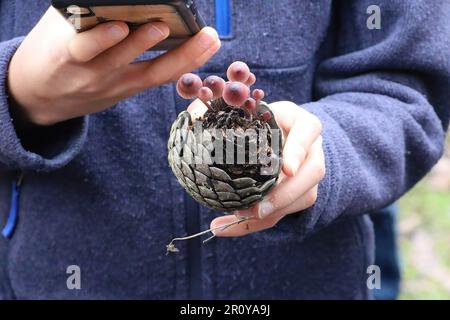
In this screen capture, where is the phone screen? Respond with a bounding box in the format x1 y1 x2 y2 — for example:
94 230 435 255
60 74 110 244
66 5 191 37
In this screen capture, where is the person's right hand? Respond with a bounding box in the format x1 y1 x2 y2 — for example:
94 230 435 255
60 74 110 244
7 7 221 126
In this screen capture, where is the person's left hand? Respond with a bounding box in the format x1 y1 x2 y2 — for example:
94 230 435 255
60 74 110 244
210 101 326 237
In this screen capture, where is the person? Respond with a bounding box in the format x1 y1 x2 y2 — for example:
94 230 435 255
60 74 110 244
0 1 449 299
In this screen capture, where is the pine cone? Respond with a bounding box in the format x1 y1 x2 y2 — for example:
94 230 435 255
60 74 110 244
168 63 283 212
166 62 283 254
168 103 282 211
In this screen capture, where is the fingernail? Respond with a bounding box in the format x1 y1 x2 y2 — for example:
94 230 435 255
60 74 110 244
208 41 221 54
259 201 274 219
197 31 217 50
210 221 220 236
234 210 254 218
210 221 229 236
107 24 127 40
148 24 166 41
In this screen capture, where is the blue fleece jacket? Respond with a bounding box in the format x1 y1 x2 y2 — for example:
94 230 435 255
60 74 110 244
0 0 449 300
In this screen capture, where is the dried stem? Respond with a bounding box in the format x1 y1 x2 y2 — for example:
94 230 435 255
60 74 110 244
166 216 254 255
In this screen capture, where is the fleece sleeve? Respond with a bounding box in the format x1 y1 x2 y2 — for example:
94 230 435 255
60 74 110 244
0 37 89 172
265 0 450 241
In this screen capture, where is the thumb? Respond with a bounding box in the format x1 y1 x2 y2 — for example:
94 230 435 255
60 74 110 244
187 99 208 121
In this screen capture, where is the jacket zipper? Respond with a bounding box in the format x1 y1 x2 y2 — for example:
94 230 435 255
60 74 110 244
215 0 232 38
174 91 203 299
179 0 232 299
185 194 202 299
2 172 24 239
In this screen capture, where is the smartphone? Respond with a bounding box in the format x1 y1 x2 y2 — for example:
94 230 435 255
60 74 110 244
51 0 206 50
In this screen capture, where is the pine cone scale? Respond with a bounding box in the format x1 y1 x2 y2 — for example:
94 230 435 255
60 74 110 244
217 192 240 202
232 177 257 189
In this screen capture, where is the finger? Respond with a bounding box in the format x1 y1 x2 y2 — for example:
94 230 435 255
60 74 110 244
96 22 170 69
187 99 209 120
210 215 277 238
234 178 319 220
125 27 220 91
68 21 130 62
268 101 301 131
270 186 319 218
282 112 322 177
258 136 325 219
213 185 318 238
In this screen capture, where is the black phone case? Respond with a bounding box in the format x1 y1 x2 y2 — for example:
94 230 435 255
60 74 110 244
51 0 206 50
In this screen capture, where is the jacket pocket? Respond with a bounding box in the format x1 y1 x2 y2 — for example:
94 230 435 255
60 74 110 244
200 63 312 105
197 0 332 69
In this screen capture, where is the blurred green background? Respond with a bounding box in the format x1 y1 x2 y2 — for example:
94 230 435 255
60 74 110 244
398 136 450 299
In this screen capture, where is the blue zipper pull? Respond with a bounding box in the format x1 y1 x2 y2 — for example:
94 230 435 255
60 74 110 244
215 0 232 38
2 173 24 239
